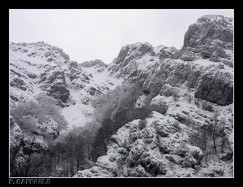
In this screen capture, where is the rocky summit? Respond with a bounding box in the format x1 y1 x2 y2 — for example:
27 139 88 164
10 15 233 178
179 15 233 65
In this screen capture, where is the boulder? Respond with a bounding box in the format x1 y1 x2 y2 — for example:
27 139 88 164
195 69 233 106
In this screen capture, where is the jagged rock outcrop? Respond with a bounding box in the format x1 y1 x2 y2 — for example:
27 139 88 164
76 96 233 177
11 112 59 154
80 59 108 68
39 68 70 107
115 42 154 65
10 117 24 175
68 61 93 90
108 43 178 78
107 15 233 106
10 113 60 176
10 114 61 176
195 66 233 105
9 42 70 107
184 15 233 48
109 54 233 106
76 110 232 177
178 15 233 66
76 15 233 178
10 117 23 151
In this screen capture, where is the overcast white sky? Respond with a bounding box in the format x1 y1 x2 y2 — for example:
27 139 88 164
9 9 233 64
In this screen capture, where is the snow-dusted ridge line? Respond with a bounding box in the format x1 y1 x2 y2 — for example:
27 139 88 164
10 40 123 131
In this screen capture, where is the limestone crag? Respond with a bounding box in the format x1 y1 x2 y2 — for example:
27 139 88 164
76 15 233 177
179 15 233 66
109 54 233 106
195 66 233 105
107 15 233 106
39 67 70 107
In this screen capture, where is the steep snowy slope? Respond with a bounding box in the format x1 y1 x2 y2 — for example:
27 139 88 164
61 61 123 129
10 42 123 130
10 42 69 106
9 41 123 166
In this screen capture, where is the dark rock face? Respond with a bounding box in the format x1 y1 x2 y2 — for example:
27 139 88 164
52 45 70 61
47 82 70 104
181 15 233 63
195 68 233 106
10 117 23 175
48 71 65 84
114 42 154 66
10 115 59 174
80 59 108 68
69 61 79 69
10 78 27 91
69 68 81 81
87 87 103 96
10 117 23 149
198 15 233 42
184 23 200 48
184 15 233 48
27 72 37 79
158 47 178 59
69 62 84 81
39 70 70 107
116 46 130 64
68 63 92 90
108 43 178 82
137 43 153 55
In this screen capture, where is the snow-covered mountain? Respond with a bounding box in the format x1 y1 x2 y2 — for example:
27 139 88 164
10 41 123 129
75 15 234 177
9 41 123 165
10 15 233 177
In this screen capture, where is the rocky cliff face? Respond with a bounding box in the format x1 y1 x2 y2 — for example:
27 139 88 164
10 41 122 126
108 42 178 79
9 41 122 163
108 15 233 106
179 15 233 65
75 107 233 177
10 41 70 107
76 15 233 177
